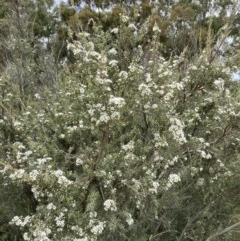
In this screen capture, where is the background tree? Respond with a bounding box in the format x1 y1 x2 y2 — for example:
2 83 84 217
60 0 240 60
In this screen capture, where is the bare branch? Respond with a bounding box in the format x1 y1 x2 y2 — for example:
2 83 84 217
206 222 240 241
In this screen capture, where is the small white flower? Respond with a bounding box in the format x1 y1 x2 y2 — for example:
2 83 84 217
29 170 39 181
23 232 30 240
9 169 25 180
54 170 64 177
190 65 198 70
169 118 187 144
58 176 73 186
111 28 119 34
122 140 134 151
97 112 110 125
153 22 161 33
47 203 56 210
36 158 48 165
109 95 126 108
145 73 152 82
104 199 117 211
149 181 160 194
96 76 112 85
168 173 181 183
108 48 117 55
56 219 65 227
55 213 65 227
126 213 134 226
199 150 212 159
13 121 22 128
120 14 129 23
89 211 97 218
109 60 118 67
10 215 31 227
119 71 128 80
138 83 152 96
76 158 83 166
128 23 137 30
111 111 120 120
34 93 41 99
214 78 224 91
91 221 105 235
196 178 204 186
73 238 88 241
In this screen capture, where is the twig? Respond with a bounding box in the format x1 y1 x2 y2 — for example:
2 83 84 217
205 222 240 241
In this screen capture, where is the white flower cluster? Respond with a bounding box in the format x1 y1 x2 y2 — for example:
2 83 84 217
71 225 84 236
125 213 134 226
76 157 83 166
196 178 205 187
164 156 179 170
214 78 225 91
154 133 169 148
67 41 83 55
153 22 161 33
10 215 31 227
36 157 52 166
138 83 152 96
58 175 73 186
119 71 128 80
198 150 212 159
15 149 32 163
31 186 43 200
29 170 39 181
166 173 181 189
55 212 65 228
110 111 120 120
109 95 126 108
53 170 73 187
103 199 117 211
169 117 187 144
109 60 118 67
97 112 110 125
108 48 117 55
47 202 56 210
149 181 160 194
168 81 184 90
131 178 141 191
128 23 137 30
32 227 52 241
122 140 134 151
90 221 105 235
95 71 112 85
9 169 25 180
120 14 129 23
111 27 119 34
73 238 88 241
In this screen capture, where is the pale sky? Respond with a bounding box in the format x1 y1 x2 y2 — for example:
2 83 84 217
55 0 68 4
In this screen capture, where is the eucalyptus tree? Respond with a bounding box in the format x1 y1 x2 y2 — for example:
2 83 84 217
61 0 240 60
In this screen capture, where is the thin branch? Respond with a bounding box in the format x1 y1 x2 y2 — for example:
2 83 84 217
210 123 231 144
205 222 240 241
177 202 213 241
149 230 177 240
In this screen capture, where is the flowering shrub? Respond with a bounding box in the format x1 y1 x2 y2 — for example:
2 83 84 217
1 10 240 241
